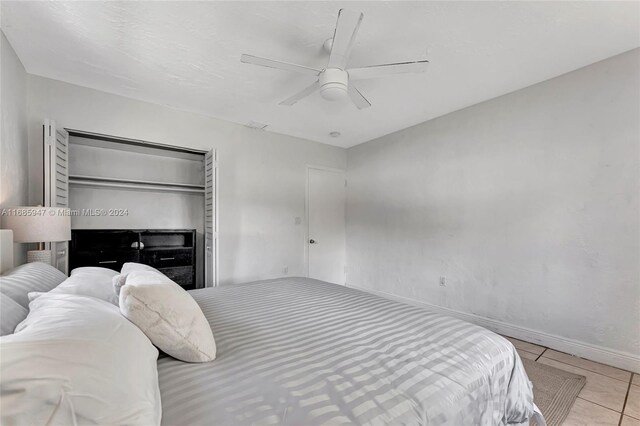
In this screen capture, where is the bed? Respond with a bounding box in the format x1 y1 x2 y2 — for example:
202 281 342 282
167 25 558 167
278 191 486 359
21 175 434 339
158 277 537 425
0 225 539 425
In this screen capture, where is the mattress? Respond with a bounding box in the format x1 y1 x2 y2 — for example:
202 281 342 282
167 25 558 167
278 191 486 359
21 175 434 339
158 278 534 425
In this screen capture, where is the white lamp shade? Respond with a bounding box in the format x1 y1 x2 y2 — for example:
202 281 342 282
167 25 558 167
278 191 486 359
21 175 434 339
3 207 71 243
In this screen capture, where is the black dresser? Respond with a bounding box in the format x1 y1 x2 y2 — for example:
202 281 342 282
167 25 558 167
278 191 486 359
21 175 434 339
70 229 196 290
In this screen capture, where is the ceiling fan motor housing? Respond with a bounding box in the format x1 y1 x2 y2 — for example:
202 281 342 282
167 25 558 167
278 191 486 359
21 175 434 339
320 68 348 101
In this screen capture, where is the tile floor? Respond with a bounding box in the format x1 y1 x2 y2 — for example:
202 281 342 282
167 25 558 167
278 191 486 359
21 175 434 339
504 336 638 426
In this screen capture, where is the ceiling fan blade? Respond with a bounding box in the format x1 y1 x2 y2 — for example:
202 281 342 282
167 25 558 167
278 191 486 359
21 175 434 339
348 60 429 80
279 81 320 106
327 9 364 70
348 84 371 110
241 54 321 76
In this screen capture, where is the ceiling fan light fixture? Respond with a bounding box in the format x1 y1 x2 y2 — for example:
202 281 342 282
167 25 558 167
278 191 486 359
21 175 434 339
320 83 348 101
319 68 348 101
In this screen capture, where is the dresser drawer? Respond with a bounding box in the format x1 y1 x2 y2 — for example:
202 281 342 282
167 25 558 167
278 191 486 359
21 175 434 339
140 249 193 268
71 249 139 271
71 229 197 287
158 266 194 290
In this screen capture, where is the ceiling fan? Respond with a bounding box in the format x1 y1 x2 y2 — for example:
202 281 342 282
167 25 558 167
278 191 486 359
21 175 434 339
240 9 429 109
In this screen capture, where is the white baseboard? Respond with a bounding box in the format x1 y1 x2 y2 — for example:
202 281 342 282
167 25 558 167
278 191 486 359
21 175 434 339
347 283 640 374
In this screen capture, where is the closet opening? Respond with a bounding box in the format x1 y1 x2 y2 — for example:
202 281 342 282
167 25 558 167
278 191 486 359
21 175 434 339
43 122 217 288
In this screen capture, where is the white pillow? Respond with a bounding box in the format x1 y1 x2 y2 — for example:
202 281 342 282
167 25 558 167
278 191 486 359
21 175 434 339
113 262 162 296
120 270 216 363
28 267 119 305
0 262 67 309
71 266 119 278
1 293 161 425
0 294 28 336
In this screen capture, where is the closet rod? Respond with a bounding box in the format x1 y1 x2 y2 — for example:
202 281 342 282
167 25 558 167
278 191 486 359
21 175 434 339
69 176 205 194
66 129 207 155
69 174 204 189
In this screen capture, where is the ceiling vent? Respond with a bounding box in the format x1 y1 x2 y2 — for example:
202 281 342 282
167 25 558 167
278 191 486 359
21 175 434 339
246 121 268 130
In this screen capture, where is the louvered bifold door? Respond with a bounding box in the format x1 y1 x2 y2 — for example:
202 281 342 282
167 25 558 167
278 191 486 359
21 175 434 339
204 149 217 287
43 119 69 274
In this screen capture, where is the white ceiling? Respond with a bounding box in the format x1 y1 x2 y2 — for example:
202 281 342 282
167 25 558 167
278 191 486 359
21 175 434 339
2 1 638 148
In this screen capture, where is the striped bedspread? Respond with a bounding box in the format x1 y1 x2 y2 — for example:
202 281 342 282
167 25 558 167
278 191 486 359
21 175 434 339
158 278 534 425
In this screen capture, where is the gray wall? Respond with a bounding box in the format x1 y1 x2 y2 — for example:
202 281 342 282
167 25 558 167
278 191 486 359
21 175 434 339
346 49 639 358
26 75 347 285
0 31 28 264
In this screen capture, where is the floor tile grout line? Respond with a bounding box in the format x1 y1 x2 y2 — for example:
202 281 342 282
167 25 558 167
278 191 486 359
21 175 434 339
538 356 631 383
535 348 547 362
618 378 633 426
575 396 623 415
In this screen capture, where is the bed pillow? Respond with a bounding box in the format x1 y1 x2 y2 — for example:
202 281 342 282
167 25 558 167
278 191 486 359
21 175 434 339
119 270 216 363
0 293 28 336
71 266 120 278
113 262 162 296
0 262 67 309
29 266 119 305
1 292 161 425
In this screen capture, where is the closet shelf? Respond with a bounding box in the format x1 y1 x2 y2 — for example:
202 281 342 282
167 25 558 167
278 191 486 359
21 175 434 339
69 174 205 194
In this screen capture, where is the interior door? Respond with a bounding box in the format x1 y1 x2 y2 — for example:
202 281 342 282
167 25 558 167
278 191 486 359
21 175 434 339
204 149 217 287
43 119 69 274
307 167 346 284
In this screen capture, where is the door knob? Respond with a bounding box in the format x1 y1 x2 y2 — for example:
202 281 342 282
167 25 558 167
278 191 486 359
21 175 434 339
309 239 316 244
